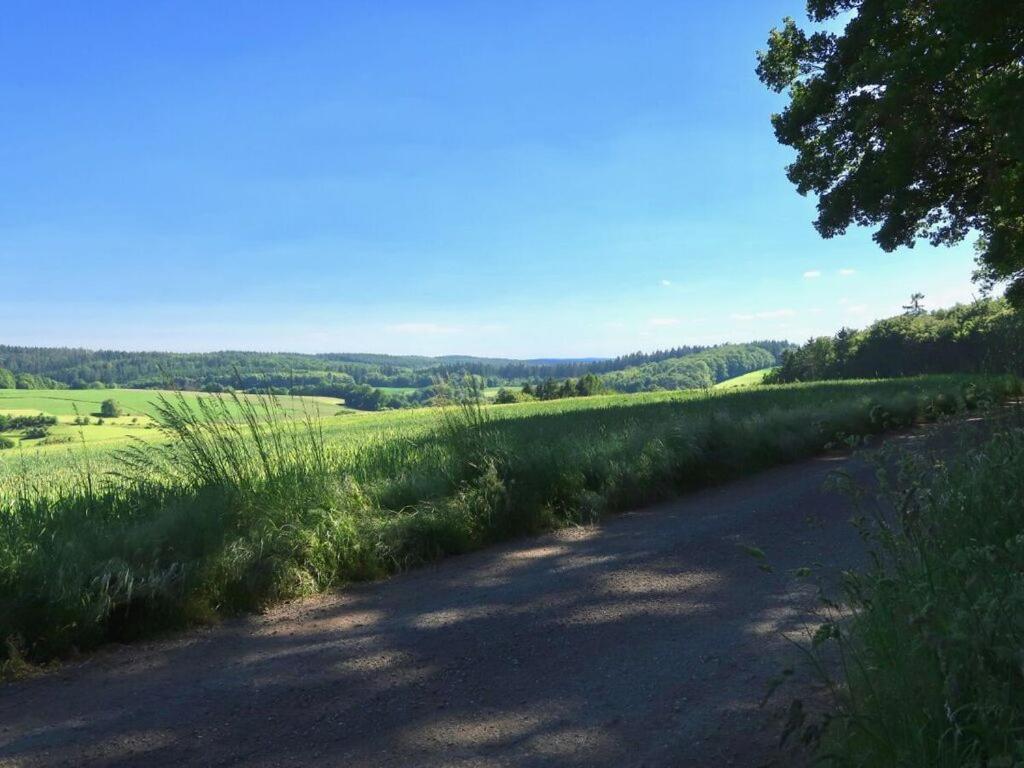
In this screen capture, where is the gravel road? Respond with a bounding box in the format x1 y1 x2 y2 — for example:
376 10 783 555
0 428 942 768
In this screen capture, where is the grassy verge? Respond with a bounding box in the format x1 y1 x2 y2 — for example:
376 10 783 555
802 411 1024 766
0 375 1018 666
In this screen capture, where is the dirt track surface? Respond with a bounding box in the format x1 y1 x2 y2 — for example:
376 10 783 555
0 429 944 768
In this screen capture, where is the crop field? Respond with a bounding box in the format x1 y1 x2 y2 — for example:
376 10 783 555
0 387 697 494
1 374 1019 664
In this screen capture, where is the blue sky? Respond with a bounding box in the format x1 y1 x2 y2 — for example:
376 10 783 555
1 1 982 357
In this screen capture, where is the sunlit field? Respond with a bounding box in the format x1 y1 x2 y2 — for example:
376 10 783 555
714 368 771 389
1 373 1018 664
0 386 708 495
0 388 345 448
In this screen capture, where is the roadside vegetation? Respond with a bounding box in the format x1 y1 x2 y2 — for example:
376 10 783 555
792 414 1024 767
1 374 1017 666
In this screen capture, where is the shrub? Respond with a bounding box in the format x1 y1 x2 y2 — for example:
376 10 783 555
0 414 57 432
99 399 122 418
39 435 73 446
0 436 14 450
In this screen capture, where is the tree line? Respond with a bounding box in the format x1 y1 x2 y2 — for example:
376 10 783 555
0 340 792 392
0 367 66 390
767 298 1023 384
495 373 608 403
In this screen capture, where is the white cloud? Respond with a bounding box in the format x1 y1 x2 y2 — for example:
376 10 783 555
386 322 461 335
659 279 672 287
838 268 856 276
803 270 822 279
648 317 681 327
731 308 798 321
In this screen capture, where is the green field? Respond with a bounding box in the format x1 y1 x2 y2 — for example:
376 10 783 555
0 388 347 452
714 368 772 389
2 373 1018 664
0 387 697 493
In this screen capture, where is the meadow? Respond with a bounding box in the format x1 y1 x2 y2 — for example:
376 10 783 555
0 374 1019 666
713 367 771 389
0 388 346 450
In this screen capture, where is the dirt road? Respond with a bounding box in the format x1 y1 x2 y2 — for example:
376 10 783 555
0 430 921 767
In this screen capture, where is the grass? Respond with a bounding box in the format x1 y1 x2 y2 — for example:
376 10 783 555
0 388 347 452
0 374 1018 666
714 368 773 389
799 410 1024 766
0 387 345 419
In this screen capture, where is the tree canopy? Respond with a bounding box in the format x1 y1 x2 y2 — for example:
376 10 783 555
767 297 1023 382
757 1 1024 303
601 345 776 393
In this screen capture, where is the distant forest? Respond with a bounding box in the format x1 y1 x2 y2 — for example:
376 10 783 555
769 298 1022 383
8 299 1019 409
0 341 791 393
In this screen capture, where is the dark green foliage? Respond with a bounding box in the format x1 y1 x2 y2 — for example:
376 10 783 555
810 426 1024 766
525 373 607 401
575 373 606 396
758 1 1024 303
769 299 1023 383
0 375 1015 663
11 373 66 390
494 388 532 404
0 414 57 432
0 437 13 450
0 342 792 399
0 347 599 390
583 340 791 374
99 399 122 418
602 344 775 392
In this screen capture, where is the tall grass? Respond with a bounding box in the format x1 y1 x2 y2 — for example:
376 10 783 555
800 416 1024 766
0 375 1019 666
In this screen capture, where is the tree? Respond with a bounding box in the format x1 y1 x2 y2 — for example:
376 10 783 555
494 388 518 405
757 2 1024 304
575 373 606 397
0 367 14 389
99 399 122 418
902 293 926 316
